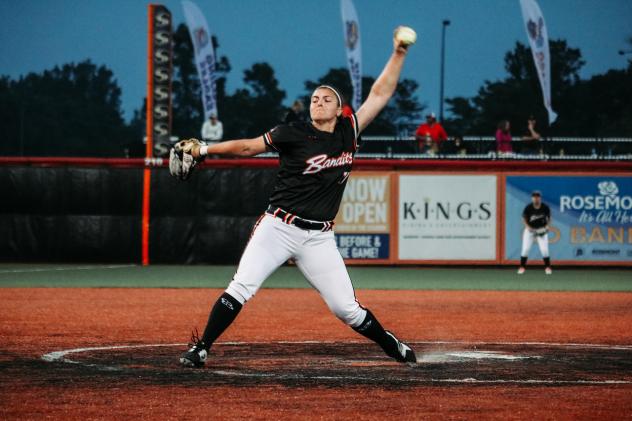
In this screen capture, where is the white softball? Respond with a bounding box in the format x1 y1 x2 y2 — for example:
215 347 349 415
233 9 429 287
395 26 417 46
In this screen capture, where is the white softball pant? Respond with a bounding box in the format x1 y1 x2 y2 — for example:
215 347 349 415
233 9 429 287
225 214 367 328
521 228 550 258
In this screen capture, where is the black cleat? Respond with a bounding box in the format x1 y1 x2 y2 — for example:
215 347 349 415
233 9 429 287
179 331 208 368
385 331 417 363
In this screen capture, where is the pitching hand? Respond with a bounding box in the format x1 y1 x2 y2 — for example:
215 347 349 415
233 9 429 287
393 26 416 54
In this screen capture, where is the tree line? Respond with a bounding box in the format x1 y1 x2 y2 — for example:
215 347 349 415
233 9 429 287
444 39 632 138
1 25 630 157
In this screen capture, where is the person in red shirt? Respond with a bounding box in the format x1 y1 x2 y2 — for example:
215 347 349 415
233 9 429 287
415 112 447 153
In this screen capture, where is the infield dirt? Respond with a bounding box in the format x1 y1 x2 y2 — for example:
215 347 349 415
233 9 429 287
1 288 631 419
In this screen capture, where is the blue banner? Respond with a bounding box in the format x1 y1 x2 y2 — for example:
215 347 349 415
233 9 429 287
336 234 389 260
340 0 362 110
182 0 218 119
505 175 632 262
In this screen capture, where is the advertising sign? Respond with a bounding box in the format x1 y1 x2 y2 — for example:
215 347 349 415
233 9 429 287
505 175 632 262
182 0 218 119
334 173 391 260
398 175 497 260
340 0 362 110
520 0 557 124
150 5 173 146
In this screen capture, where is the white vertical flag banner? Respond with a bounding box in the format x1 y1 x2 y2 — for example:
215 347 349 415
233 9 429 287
520 0 557 124
340 0 362 110
182 0 217 119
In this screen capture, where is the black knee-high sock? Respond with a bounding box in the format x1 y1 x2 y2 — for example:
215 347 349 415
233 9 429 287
352 309 401 360
543 257 551 267
520 256 528 267
200 292 243 350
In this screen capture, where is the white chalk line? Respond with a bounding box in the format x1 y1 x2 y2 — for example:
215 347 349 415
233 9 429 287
0 264 136 274
40 341 632 385
435 351 538 361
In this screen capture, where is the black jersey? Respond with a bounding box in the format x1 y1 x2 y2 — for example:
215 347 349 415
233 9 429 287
522 203 551 229
263 114 360 221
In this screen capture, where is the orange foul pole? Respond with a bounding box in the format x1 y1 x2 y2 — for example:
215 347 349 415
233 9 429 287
142 5 155 266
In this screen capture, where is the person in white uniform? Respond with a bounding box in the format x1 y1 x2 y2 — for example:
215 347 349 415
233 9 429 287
518 191 553 275
179 28 417 368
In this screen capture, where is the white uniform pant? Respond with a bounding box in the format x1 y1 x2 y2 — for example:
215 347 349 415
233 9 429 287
225 215 367 328
521 228 550 258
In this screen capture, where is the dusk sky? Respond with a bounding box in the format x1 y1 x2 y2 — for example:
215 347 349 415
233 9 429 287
1 0 630 121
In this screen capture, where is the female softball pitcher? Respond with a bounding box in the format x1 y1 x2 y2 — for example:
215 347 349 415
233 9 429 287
177 27 418 367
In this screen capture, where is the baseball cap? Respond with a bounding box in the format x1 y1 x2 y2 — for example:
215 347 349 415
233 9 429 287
426 112 436 119
531 190 542 197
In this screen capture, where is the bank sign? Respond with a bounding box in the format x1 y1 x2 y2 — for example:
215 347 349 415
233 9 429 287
334 173 391 260
398 175 497 260
505 175 632 262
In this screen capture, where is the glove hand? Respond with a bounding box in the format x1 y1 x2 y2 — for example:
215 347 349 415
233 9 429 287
169 138 206 181
175 138 204 156
534 227 548 236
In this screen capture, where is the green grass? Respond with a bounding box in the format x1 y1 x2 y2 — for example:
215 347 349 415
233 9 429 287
0 264 630 291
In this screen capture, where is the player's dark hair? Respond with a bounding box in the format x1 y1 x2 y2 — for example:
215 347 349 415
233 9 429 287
497 120 510 131
315 85 342 106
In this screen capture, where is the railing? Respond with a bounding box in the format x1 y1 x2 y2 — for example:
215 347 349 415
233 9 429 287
354 136 632 160
2 157 629 173
3 136 631 162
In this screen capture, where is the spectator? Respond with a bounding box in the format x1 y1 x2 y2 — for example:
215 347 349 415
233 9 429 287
283 100 305 124
421 134 438 156
495 120 513 155
521 115 542 154
454 135 468 155
415 112 447 153
201 113 223 144
441 134 468 156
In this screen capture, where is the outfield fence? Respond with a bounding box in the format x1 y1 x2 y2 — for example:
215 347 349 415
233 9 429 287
1 157 630 266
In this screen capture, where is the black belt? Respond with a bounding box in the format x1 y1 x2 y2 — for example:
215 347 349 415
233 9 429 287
266 206 334 232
